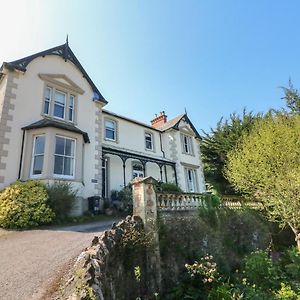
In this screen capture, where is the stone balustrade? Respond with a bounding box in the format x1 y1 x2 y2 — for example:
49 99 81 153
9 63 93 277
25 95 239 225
156 192 206 211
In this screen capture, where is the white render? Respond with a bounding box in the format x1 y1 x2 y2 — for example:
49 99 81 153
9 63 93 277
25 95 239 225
0 43 205 214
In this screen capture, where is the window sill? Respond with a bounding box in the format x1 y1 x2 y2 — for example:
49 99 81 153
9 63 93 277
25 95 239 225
104 137 117 143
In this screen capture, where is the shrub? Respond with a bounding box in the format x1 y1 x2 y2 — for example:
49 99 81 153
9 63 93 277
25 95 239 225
0 180 54 228
157 182 182 193
242 250 281 291
46 181 76 222
274 283 299 300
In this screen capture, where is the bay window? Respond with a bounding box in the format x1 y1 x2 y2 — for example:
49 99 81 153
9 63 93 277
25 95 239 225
31 135 45 177
54 136 75 178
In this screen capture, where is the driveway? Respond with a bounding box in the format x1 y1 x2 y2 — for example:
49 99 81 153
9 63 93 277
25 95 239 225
0 219 117 300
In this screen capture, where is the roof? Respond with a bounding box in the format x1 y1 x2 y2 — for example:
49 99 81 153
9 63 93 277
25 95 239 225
103 109 161 132
156 114 185 131
0 42 107 104
22 119 90 143
103 109 201 139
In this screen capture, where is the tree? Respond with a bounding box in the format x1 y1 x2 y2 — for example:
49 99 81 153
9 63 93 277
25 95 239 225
201 110 260 195
226 114 300 251
281 79 300 114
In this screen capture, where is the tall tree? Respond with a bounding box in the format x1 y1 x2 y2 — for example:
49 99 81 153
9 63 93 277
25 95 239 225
226 114 300 251
281 79 300 114
201 110 260 194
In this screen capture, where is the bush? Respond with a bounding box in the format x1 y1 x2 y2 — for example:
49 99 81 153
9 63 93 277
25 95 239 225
157 182 182 193
46 181 76 222
0 180 54 228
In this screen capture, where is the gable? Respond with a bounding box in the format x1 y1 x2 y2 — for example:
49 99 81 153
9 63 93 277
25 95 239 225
0 42 107 104
38 74 84 95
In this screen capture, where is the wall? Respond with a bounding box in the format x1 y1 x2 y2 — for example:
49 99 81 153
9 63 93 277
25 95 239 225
0 55 102 198
59 216 158 300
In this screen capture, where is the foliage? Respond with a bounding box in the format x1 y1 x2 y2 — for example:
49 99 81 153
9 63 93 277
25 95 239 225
156 182 182 193
110 184 133 213
281 80 300 114
201 109 261 194
0 180 54 228
242 250 281 290
46 181 76 222
226 114 300 251
274 283 299 300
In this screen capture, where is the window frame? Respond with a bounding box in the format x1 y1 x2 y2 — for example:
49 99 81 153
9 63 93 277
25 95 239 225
132 161 144 179
53 90 66 120
185 167 198 192
53 135 76 179
30 134 45 178
145 132 154 151
104 118 117 142
181 133 194 155
42 85 77 124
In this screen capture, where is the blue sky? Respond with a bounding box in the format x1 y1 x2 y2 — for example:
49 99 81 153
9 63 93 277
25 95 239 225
1 0 299 132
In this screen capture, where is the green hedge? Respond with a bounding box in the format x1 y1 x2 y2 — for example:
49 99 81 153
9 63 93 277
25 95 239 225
0 180 54 228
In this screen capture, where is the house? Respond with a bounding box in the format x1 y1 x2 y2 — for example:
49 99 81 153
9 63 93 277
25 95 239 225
0 41 205 214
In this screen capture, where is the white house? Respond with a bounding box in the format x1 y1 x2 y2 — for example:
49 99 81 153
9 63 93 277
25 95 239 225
0 42 205 213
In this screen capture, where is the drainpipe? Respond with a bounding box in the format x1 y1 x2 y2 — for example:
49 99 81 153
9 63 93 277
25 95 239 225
159 133 169 183
18 129 25 180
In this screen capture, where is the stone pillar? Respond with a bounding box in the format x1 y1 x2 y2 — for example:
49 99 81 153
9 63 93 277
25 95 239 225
131 176 162 293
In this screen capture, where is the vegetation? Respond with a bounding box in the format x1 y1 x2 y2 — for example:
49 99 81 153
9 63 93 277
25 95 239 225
156 182 183 193
46 181 76 222
226 114 300 251
0 180 54 228
201 109 261 194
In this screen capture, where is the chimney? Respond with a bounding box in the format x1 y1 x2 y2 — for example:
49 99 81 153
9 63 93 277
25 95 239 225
151 111 167 128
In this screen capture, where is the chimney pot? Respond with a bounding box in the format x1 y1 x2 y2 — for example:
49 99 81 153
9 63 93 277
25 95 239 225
151 111 168 128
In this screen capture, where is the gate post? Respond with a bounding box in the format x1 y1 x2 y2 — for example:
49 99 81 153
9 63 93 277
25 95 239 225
131 176 161 292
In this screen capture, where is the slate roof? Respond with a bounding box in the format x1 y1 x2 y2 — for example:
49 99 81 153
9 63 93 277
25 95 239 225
103 110 201 139
22 119 90 143
0 42 107 104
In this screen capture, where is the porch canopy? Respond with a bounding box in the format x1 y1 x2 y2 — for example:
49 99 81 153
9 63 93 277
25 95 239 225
102 146 178 186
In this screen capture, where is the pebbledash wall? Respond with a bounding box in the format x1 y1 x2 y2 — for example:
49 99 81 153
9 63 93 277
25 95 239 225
0 55 104 202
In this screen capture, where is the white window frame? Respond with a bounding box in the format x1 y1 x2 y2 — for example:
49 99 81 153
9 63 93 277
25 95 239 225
53 90 66 120
182 134 194 155
53 135 76 179
68 94 75 122
30 135 45 178
42 86 76 123
43 87 52 115
132 161 144 179
104 119 117 141
185 167 198 193
145 132 153 151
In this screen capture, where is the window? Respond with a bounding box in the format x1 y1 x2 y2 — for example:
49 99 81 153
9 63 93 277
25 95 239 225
44 87 51 115
69 95 75 122
54 136 75 178
105 119 116 141
43 86 76 123
185 168 197 192
31 135 45 176
145 132 153 150
182 134 194 155
132 162 144 178
53 90 66 119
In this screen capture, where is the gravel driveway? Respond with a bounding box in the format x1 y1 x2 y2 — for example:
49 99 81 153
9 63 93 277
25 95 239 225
0 220 117 300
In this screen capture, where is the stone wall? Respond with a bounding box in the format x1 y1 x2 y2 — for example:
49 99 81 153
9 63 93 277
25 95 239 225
59 216 158 300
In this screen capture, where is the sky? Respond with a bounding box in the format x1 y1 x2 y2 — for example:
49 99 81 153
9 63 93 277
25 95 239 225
1 0 300 132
